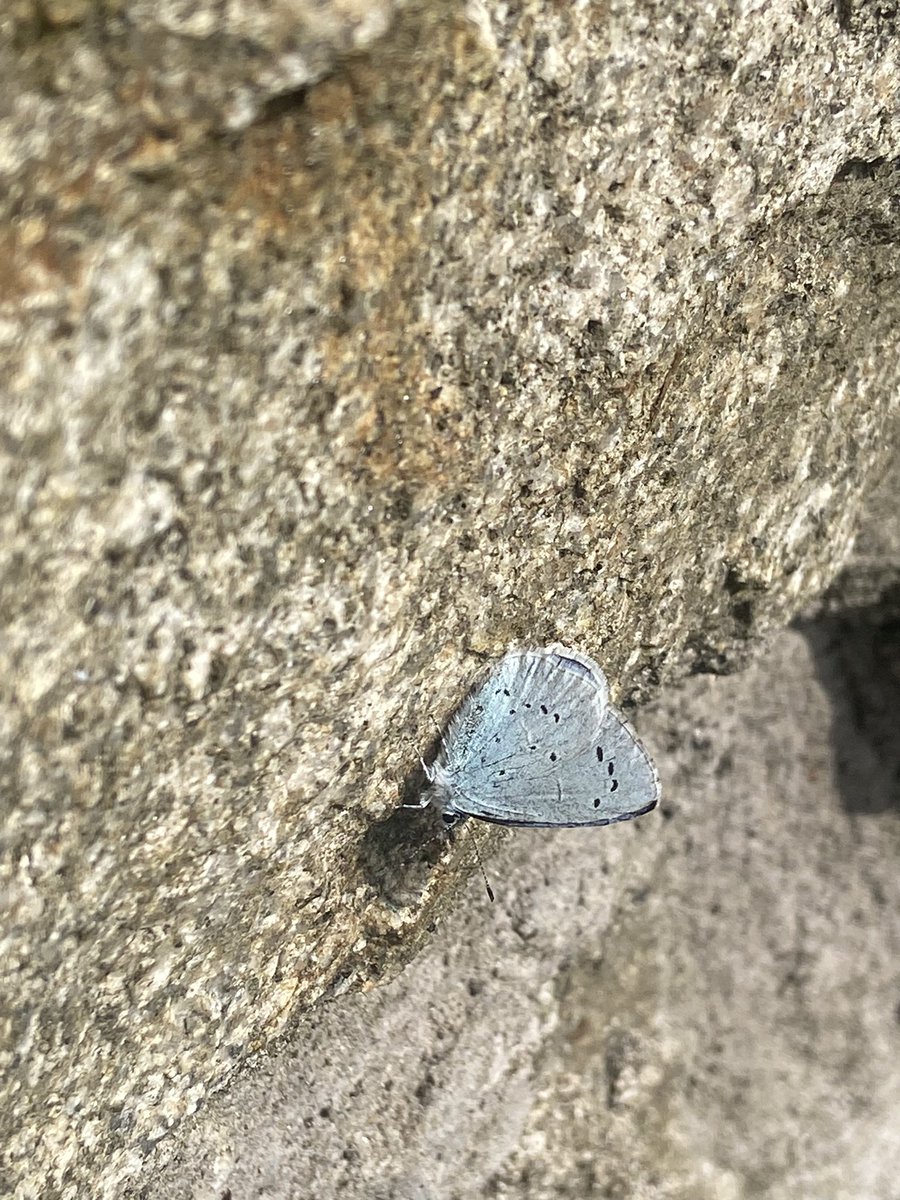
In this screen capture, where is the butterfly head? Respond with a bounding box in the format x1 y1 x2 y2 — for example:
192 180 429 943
419 760 462 825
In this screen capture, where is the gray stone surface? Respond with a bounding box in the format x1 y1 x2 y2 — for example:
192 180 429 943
1 0 899 1196
5 0 404 131
817 448 900 620
146 624 900 1199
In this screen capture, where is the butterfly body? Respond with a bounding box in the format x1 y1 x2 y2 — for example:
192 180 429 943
420 644 660 828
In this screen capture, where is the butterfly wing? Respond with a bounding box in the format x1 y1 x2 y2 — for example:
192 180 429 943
439 645 609 782
441 647 659 827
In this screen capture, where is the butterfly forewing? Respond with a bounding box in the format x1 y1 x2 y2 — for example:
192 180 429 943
442 647 608 782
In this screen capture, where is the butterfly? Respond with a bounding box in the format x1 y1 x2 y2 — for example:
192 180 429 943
414 644 660 828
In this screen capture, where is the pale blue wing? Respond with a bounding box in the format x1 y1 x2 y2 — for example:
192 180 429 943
448 705 659 827
436 644 658 827
439 644 610 785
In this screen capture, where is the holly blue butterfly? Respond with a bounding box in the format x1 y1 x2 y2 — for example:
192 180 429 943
416 644 660 828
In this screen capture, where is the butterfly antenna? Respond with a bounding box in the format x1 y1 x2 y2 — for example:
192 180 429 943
470 830 494 903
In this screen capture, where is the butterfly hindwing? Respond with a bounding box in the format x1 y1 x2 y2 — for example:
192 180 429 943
451 704 659 827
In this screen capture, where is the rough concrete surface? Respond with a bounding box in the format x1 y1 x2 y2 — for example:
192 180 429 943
1 0 899 1196
146 622 900 1199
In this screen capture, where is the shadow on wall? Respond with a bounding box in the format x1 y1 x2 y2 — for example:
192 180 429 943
356 745 451 908
798 587 900 815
